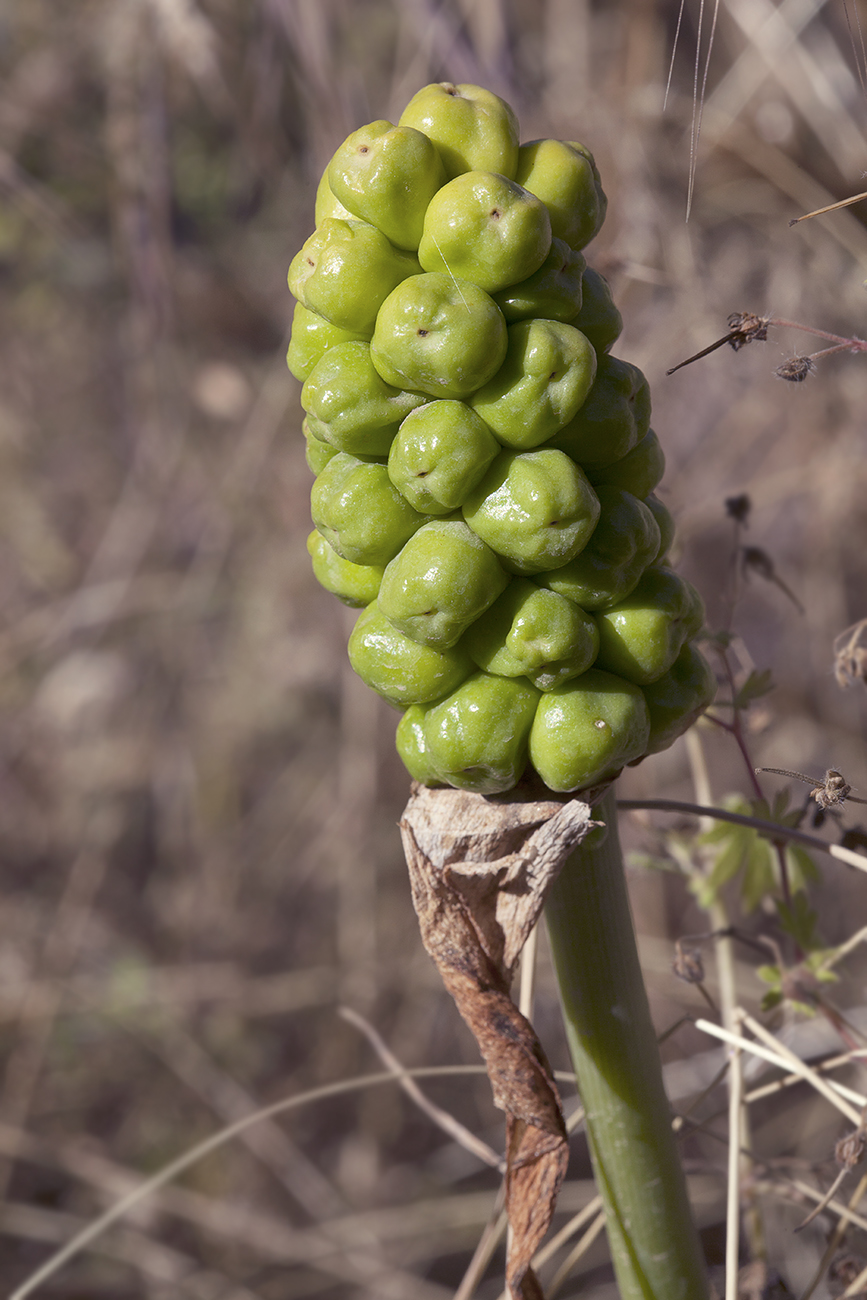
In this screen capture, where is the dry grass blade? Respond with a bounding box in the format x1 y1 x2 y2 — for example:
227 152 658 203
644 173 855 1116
7 1065 487 1300
545 1210 607 1298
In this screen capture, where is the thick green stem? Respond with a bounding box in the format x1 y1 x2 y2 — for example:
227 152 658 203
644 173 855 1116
545 786 709 1300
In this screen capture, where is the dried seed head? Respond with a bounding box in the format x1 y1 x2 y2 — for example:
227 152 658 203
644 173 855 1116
726 312 769 351
672 941 704 984
775 355 815 382
835 1127 867 1170
834 619 867 689
725 494 751 524
741 548 804 613
829 1253 867 1295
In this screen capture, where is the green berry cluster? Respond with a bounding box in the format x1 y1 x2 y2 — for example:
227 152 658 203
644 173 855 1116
289 82 716 795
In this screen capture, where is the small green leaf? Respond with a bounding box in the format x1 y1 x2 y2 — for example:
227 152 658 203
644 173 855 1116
761 990 783 1012
733 668 774 710
740 838 776 912
776 894 821 951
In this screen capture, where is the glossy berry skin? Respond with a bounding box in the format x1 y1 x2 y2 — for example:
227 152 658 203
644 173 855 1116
348 600 474 706
539 486 661 611
419 670 541 794
387 400 500 514
463 578 600 691
644 493 676 562
287 302 370 383
588 428 665 500
492 238 586 324
548 355 651 466
377 518 510 648
516 139 607 251
418 171 551 294
288 219 420 335
469 319 596 449
570 267 622 355
307 530 383 607
314 171 354 224
327 120 446 251
529 668 650 792
371 273 507 398
302 341 428 457
594 566 705 685
396 705 445 785
304 419 339 475
641 642 717 755
462 448 601 575
311 453 429 567
398 82 520 179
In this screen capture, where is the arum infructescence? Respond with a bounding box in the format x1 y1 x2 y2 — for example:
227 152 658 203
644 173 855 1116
290 81 713 1299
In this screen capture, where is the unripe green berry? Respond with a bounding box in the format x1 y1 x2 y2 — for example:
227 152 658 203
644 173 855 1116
314 171 354 224
398 82 520 179
371 272 507 398
641 642 717 755
462 448 601 575
327 120 447 251
303 419 339 475
548 354 650 466
287 302 370 383
420 670 540 794
288 219 420 334
529 668 650 792
516 139 607 251
377 518 509 648
311 453 429 567
463 578 600 691
302 341 428 457
588 428 665 500
307 530 383 607
570 267 623 355
538 486 660 611
387 400 500 514
418 171 552 293
348 600 474 705
644 493 676 562
492 238 586 324
593 565 705 685
469 319 597 449
396 705 445 785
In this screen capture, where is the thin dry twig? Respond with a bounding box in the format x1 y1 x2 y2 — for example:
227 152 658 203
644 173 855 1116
339 1006 503 1171
617 798 867 872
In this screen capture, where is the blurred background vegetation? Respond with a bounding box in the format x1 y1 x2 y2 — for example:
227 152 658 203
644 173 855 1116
1 0 867 1295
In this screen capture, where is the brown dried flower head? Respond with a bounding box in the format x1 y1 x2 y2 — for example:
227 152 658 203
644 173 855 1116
726 312 770 351
672 941 705 985
775 355 815 382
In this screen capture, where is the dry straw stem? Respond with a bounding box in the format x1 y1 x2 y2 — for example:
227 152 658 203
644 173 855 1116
695 1018 867 1125
725 1037 743 1300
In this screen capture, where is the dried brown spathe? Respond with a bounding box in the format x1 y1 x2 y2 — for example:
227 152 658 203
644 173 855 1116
399 780 603 1300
